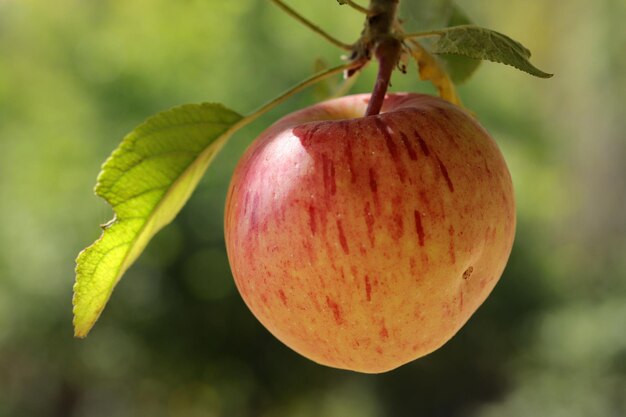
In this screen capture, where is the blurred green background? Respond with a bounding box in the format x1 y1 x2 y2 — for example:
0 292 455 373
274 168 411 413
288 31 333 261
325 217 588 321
1 0 625 416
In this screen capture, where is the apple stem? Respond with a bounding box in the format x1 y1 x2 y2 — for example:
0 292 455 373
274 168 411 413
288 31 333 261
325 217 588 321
365 37 401 116
359 0 402 116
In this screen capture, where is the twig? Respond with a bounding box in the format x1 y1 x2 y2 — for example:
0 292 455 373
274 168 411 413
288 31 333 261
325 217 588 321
401 30 444 40
271 0 353 51
338 0 374 15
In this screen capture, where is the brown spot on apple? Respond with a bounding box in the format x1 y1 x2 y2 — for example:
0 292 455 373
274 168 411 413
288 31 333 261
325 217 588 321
462 266 474 280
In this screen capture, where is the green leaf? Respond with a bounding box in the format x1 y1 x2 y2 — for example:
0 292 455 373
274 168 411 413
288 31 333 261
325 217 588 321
73 103 243 337
440 5 481 84
432 25 553 78
441 54 481 84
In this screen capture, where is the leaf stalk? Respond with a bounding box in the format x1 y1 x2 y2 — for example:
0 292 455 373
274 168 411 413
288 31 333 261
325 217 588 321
338 0 374 15
401 30 444 40
240 62 358 129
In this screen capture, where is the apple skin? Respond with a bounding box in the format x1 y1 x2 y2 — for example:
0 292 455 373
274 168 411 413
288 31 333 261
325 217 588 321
224 93 515 373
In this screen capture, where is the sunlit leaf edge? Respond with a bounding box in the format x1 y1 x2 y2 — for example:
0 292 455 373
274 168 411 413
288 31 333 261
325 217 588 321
73 103 243 337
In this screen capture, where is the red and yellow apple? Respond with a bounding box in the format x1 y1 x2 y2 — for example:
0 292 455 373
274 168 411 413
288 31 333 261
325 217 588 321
224 93 515 373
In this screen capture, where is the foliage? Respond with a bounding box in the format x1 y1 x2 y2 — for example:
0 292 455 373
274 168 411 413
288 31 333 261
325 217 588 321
431 25 553 78
73 104 242 337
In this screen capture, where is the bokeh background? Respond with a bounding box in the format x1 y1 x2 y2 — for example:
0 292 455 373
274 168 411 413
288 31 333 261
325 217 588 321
1 0 625 416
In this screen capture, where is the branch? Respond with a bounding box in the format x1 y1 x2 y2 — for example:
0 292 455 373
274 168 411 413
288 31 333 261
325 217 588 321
271 0 353 51
401 30 444 40
337 0 373 15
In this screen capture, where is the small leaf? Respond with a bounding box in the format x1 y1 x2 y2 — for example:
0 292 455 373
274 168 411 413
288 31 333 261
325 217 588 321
432 25 553 78
440 5 481 84
73 104 243 337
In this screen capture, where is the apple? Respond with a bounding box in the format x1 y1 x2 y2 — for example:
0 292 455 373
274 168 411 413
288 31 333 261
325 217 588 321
224 93 515 373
